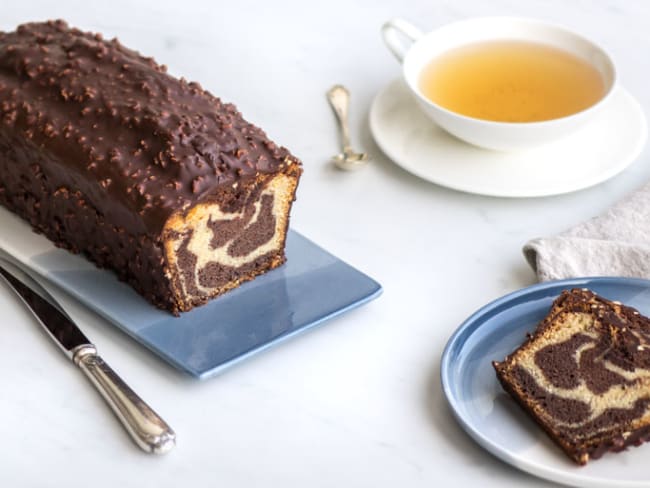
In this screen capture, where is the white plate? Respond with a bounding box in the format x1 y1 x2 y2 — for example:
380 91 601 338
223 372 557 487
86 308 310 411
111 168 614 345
369 79 647 197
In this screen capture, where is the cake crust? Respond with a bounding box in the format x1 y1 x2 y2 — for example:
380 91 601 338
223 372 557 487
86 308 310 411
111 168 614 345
494 288 650 464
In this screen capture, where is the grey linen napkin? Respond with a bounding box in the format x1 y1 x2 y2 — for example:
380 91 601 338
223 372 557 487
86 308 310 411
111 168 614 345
524 182 650 281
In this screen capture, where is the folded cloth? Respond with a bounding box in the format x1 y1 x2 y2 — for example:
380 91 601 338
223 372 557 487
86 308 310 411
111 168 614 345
524 182 650 281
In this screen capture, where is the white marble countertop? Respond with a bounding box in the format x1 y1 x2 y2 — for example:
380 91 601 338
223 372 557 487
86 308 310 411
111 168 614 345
2 1 650 486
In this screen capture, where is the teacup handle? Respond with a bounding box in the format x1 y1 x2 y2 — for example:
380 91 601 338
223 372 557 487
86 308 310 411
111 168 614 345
381 19 424 63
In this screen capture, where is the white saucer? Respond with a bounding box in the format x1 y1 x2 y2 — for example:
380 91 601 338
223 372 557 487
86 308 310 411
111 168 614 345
369 79 647 197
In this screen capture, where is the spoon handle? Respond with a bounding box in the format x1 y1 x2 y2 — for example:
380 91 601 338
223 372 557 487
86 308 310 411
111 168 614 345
326 85 353 153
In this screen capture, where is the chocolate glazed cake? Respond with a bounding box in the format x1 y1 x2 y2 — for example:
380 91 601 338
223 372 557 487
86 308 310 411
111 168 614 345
0 21 302 314
494 289 650 464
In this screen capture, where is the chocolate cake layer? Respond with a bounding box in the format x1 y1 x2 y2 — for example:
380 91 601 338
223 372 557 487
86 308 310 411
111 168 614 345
0 20 302 313
494 289 650 464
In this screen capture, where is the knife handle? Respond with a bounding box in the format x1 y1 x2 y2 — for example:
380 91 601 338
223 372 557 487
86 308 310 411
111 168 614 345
73 345 176 454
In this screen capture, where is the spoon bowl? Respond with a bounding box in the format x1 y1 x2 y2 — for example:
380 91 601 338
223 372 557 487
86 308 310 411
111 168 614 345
332 150 368 170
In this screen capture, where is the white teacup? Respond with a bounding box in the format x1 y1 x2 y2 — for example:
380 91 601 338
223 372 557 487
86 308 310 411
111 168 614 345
381 17 617 151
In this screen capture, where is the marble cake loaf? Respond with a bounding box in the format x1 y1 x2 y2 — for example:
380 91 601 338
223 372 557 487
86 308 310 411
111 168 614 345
493 289 650 464
0 21 302 314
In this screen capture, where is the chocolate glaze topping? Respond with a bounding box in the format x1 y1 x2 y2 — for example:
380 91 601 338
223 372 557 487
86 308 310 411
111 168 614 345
0 20 299 234
0 20 302 312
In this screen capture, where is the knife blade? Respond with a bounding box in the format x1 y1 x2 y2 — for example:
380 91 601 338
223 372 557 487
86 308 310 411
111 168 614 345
0 258 176 454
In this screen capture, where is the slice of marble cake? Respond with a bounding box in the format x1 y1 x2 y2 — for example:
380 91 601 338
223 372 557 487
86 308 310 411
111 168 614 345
493 288 650 464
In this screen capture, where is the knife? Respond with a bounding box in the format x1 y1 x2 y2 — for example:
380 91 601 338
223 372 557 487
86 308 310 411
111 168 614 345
0 258 176 454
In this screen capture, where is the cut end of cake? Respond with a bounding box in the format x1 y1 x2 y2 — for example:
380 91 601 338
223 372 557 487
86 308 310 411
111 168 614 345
162 162 300 313
494 288 650 465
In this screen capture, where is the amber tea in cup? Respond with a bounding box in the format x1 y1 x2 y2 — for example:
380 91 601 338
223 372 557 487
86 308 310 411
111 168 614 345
418 40 607 123
382 17 617 150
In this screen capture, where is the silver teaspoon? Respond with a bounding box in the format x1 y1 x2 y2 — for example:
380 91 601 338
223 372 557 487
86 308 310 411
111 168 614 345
326 85 368 170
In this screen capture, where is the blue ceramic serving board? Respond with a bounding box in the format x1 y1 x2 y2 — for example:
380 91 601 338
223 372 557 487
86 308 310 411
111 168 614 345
0 207 381 378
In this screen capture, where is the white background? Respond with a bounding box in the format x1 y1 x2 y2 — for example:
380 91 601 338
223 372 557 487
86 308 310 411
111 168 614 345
2 1 650 487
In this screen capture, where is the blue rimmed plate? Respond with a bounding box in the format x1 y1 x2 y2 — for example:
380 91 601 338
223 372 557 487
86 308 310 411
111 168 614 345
441 278 650 488
0 207 382 378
